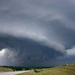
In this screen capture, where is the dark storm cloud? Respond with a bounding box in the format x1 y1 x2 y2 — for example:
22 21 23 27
0 35 65 66
0 0 75 66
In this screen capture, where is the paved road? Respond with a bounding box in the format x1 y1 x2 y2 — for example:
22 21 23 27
0 71 29 75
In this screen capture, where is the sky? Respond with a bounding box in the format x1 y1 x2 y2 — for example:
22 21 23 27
0 0 75 66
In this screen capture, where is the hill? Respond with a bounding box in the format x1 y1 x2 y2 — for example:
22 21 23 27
17 62 75 75
0 67 13 72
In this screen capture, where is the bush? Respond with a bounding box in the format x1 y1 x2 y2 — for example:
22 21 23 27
34 69 42 73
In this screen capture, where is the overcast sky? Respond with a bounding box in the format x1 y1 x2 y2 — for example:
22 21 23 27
0 0 75 66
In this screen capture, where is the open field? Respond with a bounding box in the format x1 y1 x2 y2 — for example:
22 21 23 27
0 67 13 72
17 63 75 75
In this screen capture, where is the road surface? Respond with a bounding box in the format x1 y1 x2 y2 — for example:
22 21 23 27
0 71 29 75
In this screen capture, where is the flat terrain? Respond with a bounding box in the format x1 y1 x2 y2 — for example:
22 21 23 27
17 63 75 75
0 71 29 75
0 67 13 72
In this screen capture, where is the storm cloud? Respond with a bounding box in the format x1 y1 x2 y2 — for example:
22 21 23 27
0 0 75 66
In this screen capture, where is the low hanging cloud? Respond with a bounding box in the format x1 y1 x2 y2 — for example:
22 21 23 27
0 35 66 66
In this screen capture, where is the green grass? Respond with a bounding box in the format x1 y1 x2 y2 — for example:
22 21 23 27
0 67 13 72
16 63 75 75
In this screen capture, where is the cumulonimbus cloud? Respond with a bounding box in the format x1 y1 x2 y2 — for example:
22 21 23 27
0 0 75 66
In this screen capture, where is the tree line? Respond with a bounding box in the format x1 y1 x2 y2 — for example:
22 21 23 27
0 66 53 71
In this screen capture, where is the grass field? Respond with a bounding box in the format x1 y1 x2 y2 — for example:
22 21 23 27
17 62 75 75
0 67 13 72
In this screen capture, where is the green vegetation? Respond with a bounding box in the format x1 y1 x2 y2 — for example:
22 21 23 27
16 63 75 75
1 66 31 71
0 66 52 71
0 67 13 72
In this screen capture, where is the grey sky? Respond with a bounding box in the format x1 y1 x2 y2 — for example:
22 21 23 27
0 0 75 66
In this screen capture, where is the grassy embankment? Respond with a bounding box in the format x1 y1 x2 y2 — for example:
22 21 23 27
0 67 13 72
17 62 75 75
